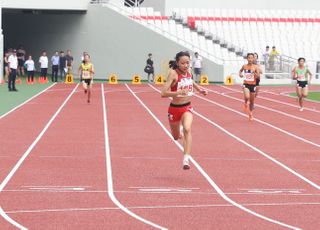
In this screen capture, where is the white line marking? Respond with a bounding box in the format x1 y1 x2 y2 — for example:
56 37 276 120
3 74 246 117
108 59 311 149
239 188 305 191
5 202 320 215
129 84 300 230
3 189 320 196
149 84 320 191
21 185 92 188
27 187 85 191
199 88 320 149
101 83 167 230
121 156 175 160
0 83 56 120
259 92 320 113
218 85 320 119
195 102 320 190
0 207 27 230
0 84 79 230
138 188 192 193
203 157 260 161
246 190 302 194
223 85 320 112
271 89 320 105
130 186 200 190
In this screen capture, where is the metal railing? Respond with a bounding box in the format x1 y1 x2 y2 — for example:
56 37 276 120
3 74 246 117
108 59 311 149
91 0 225 65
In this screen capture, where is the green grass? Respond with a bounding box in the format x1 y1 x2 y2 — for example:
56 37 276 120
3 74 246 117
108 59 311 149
289 91 320 102
0 79 54 116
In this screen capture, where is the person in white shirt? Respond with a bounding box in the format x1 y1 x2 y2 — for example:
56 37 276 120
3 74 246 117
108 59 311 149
263 46 270 69
25 55 35 84
192 52 203 83
8 49 18 92
51 51 60 82
39 51 49 81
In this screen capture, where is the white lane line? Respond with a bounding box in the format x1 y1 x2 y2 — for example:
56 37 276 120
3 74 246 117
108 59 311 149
149 84 320 191
121 156 175 160
0 84 79 230
194 101 320 190
216 86 320 126
129 84 300 230
101 84 167 230
5 202 320 215
260 92 320 113
203 157 260 161
199 88 320 149
20 185 91 188
271 89 320 105
0 83 57 120
2 189 320 196
220 85 320 113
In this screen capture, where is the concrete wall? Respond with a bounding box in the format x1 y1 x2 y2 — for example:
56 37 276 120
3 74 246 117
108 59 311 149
140 0 166 15
3 4 223 81
165 0 320 14
2 0 90 10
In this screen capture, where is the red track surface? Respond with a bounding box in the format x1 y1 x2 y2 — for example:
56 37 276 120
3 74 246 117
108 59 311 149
0 83 319 229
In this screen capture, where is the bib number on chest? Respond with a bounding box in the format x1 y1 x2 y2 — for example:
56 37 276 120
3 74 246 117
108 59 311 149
83 71 90 78
244 70 254 82
177 78 193 96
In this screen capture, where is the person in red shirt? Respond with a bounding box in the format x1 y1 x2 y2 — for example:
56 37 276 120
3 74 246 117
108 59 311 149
161 51 208 170
239 53 260 121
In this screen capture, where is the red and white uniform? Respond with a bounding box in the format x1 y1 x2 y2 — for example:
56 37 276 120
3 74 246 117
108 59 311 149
168 70 194 123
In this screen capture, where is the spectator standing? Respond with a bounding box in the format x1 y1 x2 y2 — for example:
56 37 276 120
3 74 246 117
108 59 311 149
144 53 154 83
192 52 203 83
269 46 279 71
65 49 74 74
39 51 49 81
59 51 67 81
51 51 60 82
263 46 270 68
17 45 26 78
25 55 35 84
8 49 18 92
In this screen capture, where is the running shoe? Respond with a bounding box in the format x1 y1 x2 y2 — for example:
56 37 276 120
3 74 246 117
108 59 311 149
84 89 87 94
183 155 190 170
299 107 304 112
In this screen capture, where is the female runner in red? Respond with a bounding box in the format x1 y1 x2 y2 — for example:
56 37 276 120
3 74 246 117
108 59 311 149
239 53 260 121
161 51 208 170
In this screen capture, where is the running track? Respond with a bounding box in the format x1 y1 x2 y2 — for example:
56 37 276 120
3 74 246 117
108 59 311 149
0 83 319 229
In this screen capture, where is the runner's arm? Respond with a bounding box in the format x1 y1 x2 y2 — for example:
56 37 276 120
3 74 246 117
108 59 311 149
291 67 297 80
239 65 244 78
193 82 208 96
78 66 82 78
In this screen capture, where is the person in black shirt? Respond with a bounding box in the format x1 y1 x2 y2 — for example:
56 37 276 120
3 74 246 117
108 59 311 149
59 51 67 81
144 53 154 83
65 49 74 74
16 45 26 77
